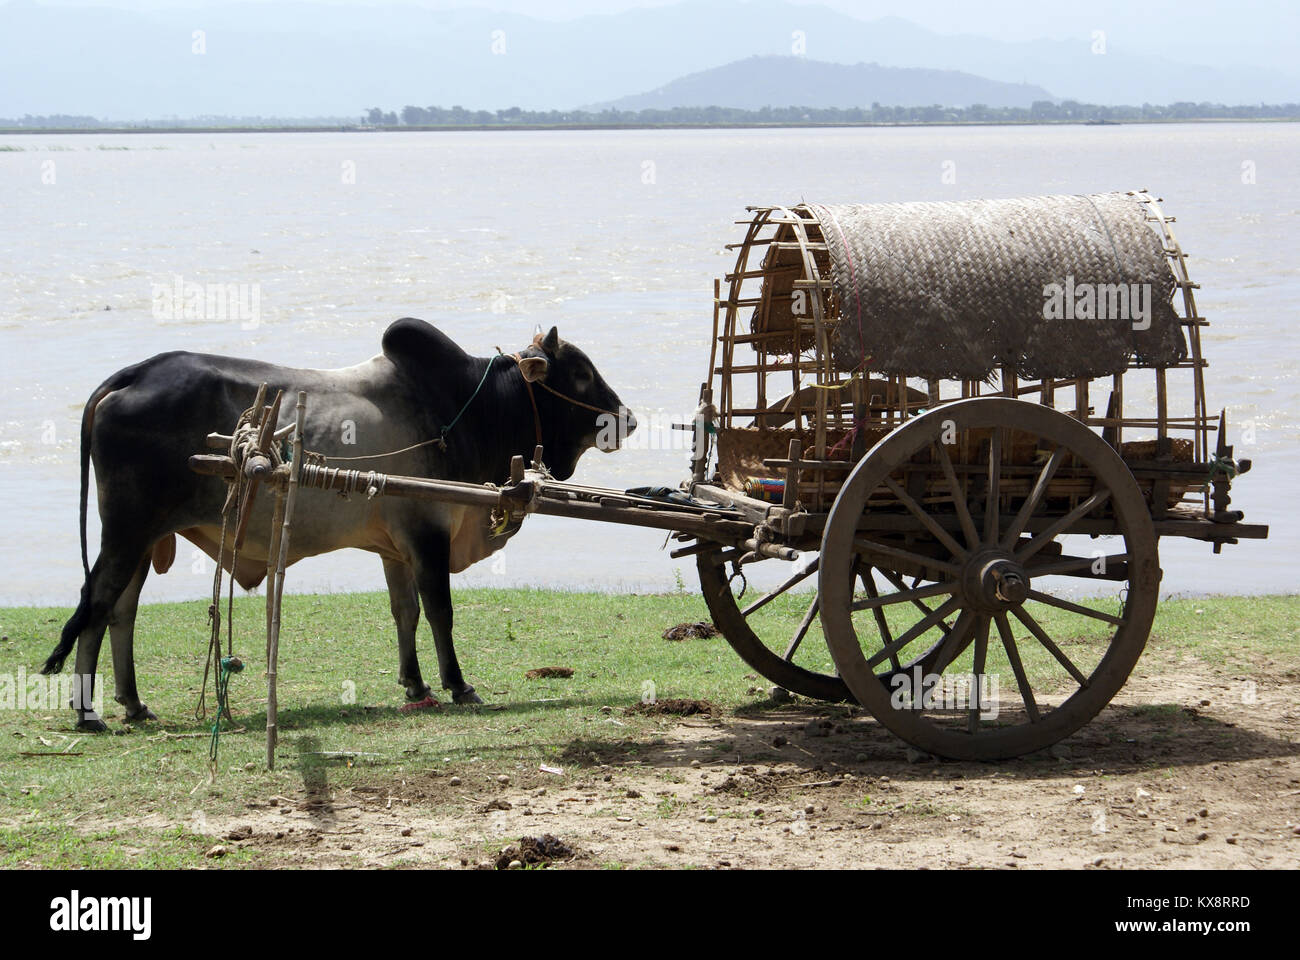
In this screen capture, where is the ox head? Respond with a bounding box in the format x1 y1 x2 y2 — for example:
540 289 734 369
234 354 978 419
515 326 636 480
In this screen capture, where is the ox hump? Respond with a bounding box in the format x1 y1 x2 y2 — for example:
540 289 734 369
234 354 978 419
381 318 470 379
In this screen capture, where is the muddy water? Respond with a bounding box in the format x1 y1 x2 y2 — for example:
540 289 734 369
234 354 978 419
1 124 1295 605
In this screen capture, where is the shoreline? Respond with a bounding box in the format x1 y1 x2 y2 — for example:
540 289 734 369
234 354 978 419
3 117 1299 136
1 588 1296 612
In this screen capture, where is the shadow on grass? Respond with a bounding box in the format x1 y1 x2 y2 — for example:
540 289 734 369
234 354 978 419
97 693 624 738
553 698 1300 782
269 693 619 729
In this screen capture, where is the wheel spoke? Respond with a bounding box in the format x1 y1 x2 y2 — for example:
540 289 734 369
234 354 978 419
866 595 963 669
1001 446 1067 549
935 441 980 551
994 612 1040 722
1016 489 1112 563
1025 589 1125 626
850 579 957 612
882 475 969 560
967 615 990 734
879 569 956 637
1027 553 1129 578
984 427 1002 543
860 568 901 672
928 607 978 675
783 593 820 662
1011 605 1089 687
739 557 819 617
853 538 960 578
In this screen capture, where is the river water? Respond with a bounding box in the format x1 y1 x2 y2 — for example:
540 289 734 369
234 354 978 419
1 124 1296 605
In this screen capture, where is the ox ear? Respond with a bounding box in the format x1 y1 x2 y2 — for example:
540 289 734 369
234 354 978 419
541 325 560 355
518 355 548 382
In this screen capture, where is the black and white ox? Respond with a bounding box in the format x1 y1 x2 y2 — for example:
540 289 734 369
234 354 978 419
41 318 635 731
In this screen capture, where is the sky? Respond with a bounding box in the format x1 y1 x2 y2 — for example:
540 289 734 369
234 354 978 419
4 0 1295 116
18 0 1297 73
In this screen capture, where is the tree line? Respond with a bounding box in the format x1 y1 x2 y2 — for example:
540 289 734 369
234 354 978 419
6 101 1297 131
369 101 1300 127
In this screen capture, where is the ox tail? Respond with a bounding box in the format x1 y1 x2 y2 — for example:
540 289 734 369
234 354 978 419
42 365 143 675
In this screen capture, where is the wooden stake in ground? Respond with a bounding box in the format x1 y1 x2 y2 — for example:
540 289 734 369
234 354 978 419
266 391 306 770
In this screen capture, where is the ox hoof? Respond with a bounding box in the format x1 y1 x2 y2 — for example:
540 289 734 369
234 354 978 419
452 687 483 705
405 684 434 703
76 715 109 733
124 704 158 723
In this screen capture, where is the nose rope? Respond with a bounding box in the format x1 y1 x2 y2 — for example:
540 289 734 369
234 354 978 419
518 364 544 448
505 351 627 419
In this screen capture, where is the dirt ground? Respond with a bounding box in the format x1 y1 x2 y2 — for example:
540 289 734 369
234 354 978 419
82 662 1300 869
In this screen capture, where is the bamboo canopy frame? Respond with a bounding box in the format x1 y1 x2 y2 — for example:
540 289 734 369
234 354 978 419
709 189 1215 514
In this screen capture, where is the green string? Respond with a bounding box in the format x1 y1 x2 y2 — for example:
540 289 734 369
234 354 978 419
1207 454 1237 481
208 656 244 764
442 355 508 444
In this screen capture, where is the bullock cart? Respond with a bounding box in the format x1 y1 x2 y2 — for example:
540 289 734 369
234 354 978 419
192 189 1267 763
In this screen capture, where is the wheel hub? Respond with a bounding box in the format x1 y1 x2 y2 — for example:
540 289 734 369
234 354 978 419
961 549 1030 612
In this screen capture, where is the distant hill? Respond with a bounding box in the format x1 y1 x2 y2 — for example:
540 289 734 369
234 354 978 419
592 56 1054 111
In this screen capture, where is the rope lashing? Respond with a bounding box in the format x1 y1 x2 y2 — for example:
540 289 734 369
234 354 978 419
1207 454 1238 481
489 505 514 537
198 397 273 723
726 564 748 600
208 655 244 766
297 464 388 501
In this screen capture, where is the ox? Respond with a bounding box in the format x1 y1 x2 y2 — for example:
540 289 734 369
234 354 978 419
41 318 635 730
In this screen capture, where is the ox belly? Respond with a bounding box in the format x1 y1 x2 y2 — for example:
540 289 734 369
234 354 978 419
152 505 508 587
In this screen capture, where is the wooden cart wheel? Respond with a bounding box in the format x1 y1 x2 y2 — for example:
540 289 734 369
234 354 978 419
697 552 851 702
819 397 1161 760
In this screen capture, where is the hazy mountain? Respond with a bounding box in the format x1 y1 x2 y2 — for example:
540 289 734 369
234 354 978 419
594 56 1054 111
1 0 1295 120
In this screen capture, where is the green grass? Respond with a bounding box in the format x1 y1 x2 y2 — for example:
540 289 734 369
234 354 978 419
0 588 1296 867
0 824 252 869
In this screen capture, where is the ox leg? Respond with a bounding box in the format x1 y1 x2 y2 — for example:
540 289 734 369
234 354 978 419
108 553 158 723
412 530 481 705
382 557 433 701
69 540 152 732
